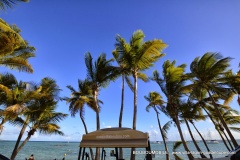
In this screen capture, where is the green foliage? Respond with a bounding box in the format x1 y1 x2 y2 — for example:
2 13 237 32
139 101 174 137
0 19 35 72
0 0 29 11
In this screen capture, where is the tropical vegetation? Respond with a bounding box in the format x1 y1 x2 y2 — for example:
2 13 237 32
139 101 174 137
1 3 240 160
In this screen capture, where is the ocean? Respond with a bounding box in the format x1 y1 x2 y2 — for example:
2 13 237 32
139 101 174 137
0 140 237 160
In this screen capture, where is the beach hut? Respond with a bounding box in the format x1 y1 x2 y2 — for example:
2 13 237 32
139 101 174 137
78 127 152 160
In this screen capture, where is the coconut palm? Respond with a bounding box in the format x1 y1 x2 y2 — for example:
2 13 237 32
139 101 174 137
115 30 166 160
144 91 170 160
64 79 102 160
0 0 28 11
179 101 208 159
151 60 194 160
114 30 167 130
84 52 118 160
187 52 239 147
0 72 33 135
0 20 35 73
10 77 67 160
188 85 232 153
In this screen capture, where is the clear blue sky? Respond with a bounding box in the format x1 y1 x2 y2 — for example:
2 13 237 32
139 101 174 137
1 0 240 141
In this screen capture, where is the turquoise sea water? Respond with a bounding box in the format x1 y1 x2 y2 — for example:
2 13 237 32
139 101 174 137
0 140 238 160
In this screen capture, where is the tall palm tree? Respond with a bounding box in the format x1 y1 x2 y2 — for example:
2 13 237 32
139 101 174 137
187 52 239 147
144 91 170 160
112 43 133 129
0 0 28 11
114 30 167 131
152 60 194 160
115 30 166 160
64 79 102 160
10 77 67 160
84 52 118 160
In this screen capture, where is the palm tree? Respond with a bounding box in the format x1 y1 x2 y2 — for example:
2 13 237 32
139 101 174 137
84 52 118 160
187 52 239 147
151 60 194 160
144 91 170 160
0 21 35 73
0 0 28 11
114 30 167 131
10 77 67 160
179 101 208 159
64 79 102 160
112 42 133 129
188 85 231 154
0 72 32 135
115 30 166 160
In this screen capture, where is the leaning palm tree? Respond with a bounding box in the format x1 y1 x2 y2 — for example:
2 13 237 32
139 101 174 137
152 60 194 160
0 0 28 11
10 77 67 160
187 52 239 147
144 91 170 160
179 101 208 159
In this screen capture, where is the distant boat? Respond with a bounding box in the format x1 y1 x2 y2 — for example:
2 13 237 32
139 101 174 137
152 141 161 144
207 140 219 144
206 130 219 144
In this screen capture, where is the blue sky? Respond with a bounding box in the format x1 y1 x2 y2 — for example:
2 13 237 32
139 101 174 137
1 0 240 142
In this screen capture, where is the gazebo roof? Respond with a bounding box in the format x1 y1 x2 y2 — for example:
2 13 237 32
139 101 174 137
79 127 149 148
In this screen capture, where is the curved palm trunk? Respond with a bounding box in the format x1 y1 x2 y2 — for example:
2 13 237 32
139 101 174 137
174 117 194 160
80 112 94 160
217 129 231 151
207 90 238 147
184 119 207 158
118 75 125 159
154 107 170 160
202 107 231 152
13 134 32 157
190 121 213 159
11 117 29 160
131 71 138 160
0 118 6 135
221 129 234 150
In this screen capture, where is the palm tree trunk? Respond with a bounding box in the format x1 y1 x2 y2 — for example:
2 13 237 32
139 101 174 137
11 117 29 160
119 75 125 128
221 129 234 150
154 107 170 160
202 107 231 152
80 112 94 160
174 117 194 160
207 90 238 147
15 135 31 155
184 119 207 158
190 121 213 159
131 71 138 160
0 118 6 135
118 75 125 159
217 129 231 151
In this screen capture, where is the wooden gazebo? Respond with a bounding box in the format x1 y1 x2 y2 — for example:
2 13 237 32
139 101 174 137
78 127 152 160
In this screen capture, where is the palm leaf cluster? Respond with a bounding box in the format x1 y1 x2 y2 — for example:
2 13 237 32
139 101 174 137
0 0 28 11
146 52 240 160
